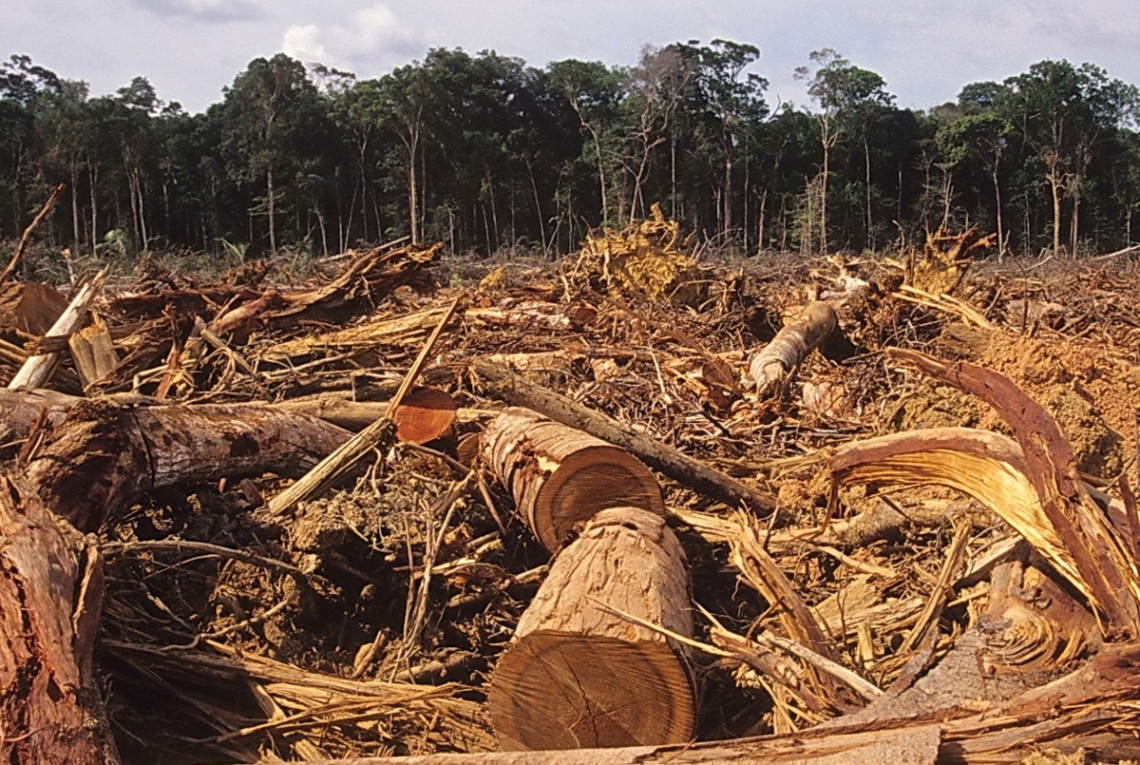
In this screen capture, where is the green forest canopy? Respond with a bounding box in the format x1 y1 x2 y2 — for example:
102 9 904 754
2 41 1139 262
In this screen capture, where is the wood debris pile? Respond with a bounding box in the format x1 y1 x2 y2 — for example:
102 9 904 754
564 203 702 303
2 226 1140 765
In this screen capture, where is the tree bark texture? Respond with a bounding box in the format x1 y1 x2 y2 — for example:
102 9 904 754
0 475 119 764
19 398 351 531
742 301 837 396
481 407 664 551
488 507 696 750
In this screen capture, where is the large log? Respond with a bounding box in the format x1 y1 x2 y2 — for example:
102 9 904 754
488 506 696 750
481 407 664 551
0 474 119 764
472 360 776 515
742 300 837 396
0 395 363 765
19 397 352 531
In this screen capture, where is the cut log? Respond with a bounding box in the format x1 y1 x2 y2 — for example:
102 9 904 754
488 507 696 750
472 360 776 515
273 387 460 445
742 300 837 396
481 407 664 551
19 398 352 531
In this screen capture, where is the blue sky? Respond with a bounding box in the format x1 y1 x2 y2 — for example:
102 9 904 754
5 0 1138 113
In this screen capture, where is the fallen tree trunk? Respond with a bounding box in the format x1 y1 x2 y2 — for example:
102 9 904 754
472 359 776 515
0 474 119 765
0 396 362 764
310 724 941 764
742 301 837 396
488 507 696 750
481 407 664 551
0 387 75 445
19 398 352 531
306 643 1140 763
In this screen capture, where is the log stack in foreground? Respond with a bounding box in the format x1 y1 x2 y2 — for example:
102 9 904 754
488 506 696 750
482 407 664 551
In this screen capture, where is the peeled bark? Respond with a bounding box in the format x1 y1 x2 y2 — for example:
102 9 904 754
482 407 664 551
742 301 837 396
488 507 695 751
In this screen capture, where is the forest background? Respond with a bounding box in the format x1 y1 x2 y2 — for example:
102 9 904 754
2 40 1138 269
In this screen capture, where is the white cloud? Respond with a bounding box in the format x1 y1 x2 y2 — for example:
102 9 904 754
282 24 330 64
282 4 423 72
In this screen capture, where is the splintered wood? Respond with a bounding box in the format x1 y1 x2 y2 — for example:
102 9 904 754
3 223 1140 765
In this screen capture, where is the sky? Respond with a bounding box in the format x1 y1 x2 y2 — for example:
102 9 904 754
5 0 1140 114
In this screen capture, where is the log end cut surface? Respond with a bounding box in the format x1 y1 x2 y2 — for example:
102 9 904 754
488 631 695 751
536 446 664 551
392 386 458 444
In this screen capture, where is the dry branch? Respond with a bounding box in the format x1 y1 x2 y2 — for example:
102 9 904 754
0 182 66 286
19 397 351 530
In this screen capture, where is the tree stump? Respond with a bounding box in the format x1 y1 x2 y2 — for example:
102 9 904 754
481 407 664 551
488 506 696 750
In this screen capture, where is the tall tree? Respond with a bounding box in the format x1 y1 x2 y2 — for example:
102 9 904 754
1004 60 1139 257
220 54 320 255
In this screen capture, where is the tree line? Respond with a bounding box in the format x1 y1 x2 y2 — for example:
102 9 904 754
1 41 1138 263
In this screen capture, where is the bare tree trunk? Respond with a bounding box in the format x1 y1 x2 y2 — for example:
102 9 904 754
70 167 81 251
864 135 874 249
993 167 1005 262
1070 186 1081 257
757 188 767 254
88 164 98 257
1046 163 1062 258
266 162 277 255
820 137 829 251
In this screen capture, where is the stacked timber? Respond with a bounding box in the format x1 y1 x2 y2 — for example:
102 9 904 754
481 407 664 552
487 506 696 750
